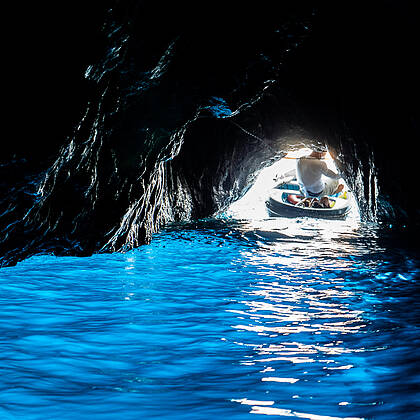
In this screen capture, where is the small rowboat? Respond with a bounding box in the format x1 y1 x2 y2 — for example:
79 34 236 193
266 181 351 219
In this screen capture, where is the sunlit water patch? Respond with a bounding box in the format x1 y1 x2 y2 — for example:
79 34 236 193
0 219 418 419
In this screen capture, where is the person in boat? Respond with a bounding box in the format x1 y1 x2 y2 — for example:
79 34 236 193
296 196 331 208
296 146 344 201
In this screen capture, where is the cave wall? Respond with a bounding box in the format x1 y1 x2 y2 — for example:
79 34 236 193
1 0 418 266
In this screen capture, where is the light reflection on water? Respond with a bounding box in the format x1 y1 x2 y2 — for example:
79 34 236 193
0 217 419 419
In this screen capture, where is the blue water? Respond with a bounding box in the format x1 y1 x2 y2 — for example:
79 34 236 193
0 218 419 420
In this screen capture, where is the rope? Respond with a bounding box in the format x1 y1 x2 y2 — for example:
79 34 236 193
230 121 266 143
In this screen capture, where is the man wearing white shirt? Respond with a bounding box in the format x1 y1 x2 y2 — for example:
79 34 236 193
296 147 344 198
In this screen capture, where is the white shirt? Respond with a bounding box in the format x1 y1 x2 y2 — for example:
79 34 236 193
296 156 340 195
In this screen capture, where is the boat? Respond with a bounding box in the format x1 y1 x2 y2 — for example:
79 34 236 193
266 180 352 219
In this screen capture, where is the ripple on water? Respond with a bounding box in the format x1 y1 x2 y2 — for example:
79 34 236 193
0 219 419 419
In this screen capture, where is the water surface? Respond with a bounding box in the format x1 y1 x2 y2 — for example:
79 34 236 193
0 218 419 419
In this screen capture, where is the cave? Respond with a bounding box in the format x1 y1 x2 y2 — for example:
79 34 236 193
1 3 420 418
1 0 418 267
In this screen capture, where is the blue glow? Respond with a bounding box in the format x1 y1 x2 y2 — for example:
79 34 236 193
0 220 418 419
204 97 233 118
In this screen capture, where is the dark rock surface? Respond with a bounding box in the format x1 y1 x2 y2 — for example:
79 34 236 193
1 0 418 266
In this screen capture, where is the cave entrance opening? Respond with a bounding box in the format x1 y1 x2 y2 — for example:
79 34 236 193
225 147 360 223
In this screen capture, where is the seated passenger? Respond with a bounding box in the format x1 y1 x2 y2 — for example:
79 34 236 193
296 145 344 198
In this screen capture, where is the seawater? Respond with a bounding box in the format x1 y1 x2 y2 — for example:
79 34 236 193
0 218 419 420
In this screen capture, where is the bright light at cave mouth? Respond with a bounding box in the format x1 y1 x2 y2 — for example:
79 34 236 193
224 148 360 224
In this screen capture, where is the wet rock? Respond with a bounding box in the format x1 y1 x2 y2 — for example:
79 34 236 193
1 0 418 266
